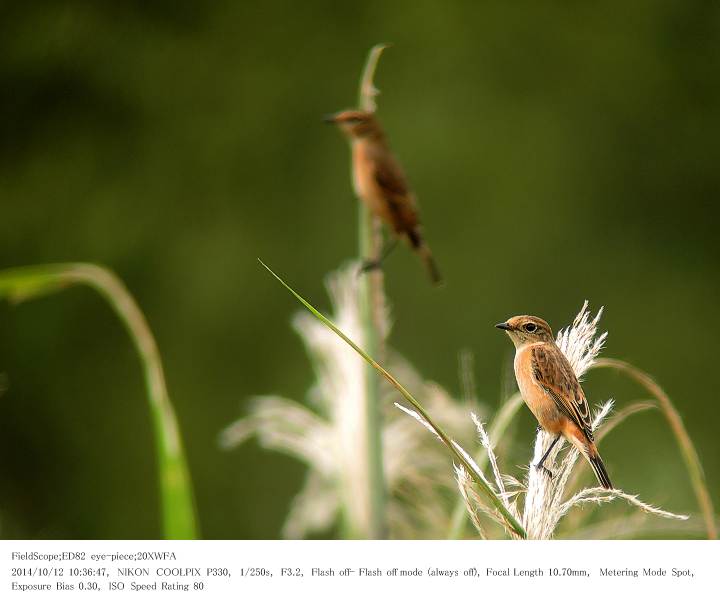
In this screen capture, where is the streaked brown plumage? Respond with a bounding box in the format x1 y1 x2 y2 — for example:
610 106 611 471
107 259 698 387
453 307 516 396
326 109 442 284
496 315 613 489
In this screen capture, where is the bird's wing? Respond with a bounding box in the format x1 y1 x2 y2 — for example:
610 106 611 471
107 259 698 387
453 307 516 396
531 344 594 441
373 156 409 198
372 154 419 232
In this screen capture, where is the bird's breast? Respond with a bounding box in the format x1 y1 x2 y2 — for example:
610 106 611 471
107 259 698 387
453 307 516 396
352 143 388 215
514 345 564 432
514 346 537 405
351 142 373 199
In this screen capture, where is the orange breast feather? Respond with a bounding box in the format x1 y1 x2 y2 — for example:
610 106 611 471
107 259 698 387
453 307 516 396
514 345 566 433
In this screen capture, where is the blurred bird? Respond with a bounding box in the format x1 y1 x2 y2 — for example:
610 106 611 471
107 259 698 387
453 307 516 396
325 109 442 284
496 315 613 489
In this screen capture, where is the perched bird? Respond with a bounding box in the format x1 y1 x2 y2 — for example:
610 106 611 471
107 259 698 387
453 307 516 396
325 109 442 284
496 315 613 489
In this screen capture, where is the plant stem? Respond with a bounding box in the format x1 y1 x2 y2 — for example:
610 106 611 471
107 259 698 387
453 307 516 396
356 203 386 539
592 358 717 540
354 43 390 539
0 263 198 539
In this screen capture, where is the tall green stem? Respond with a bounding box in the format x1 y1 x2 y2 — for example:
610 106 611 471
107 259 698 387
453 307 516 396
354 43 390 539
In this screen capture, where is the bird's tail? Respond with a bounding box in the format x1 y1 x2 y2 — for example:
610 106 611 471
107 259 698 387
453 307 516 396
419 245 443 285
587 446 613 490
408 229 442 285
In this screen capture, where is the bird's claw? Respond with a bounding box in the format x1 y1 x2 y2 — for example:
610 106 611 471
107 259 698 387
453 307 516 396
357 259 382 276
535 463 554 480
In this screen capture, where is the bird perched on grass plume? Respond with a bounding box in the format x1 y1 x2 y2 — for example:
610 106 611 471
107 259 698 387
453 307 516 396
325 109 442 284
496 315 613 489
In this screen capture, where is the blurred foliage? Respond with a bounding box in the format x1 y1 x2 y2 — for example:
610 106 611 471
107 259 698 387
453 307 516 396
0 0 718 538
0 263 198 539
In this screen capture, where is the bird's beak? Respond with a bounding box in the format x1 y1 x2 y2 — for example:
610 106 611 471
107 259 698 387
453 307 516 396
495 322 511 331
322 113 339 124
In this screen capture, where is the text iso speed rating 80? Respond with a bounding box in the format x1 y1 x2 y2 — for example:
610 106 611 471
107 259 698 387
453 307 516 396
11 566 233 594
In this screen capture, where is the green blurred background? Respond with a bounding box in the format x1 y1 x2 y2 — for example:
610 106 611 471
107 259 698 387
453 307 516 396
1 1 718 539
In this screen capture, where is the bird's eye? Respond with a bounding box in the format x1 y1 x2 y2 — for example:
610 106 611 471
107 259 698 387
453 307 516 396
524 323 537 333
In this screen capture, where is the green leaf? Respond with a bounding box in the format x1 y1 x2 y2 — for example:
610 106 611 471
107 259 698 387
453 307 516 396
0 263 198 539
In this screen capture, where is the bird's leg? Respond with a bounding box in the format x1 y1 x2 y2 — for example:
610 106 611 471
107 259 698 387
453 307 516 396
535 434 561 479
358 237 398 275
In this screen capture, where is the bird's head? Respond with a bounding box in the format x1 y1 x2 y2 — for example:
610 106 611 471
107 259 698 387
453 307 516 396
324 109 379 138
496 315 554 347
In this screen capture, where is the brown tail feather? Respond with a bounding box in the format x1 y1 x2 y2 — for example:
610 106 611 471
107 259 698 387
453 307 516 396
588 452 613 489
407 229 442 285
419 245 442 285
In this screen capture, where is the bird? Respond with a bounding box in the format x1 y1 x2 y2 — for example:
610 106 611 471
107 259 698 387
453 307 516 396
496 315 613 489
325 109 442 284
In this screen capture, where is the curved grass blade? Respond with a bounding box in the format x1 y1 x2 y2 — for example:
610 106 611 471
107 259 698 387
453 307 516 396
0 263 198 539
260 259 526 538
592 358 716 540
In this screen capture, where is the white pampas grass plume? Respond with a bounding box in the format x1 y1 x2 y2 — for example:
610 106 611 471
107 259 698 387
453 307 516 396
559 488 689 521
470 413 509 507
221 262 482 538
555 301 607 379
454 464 488 539
452 302 687 539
